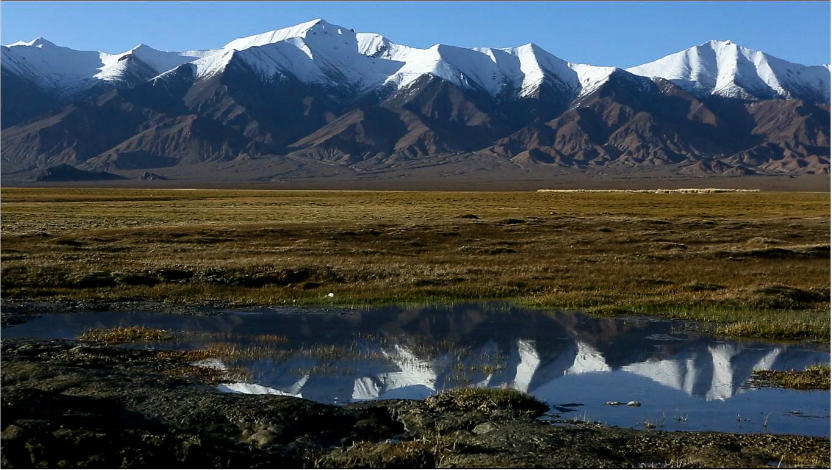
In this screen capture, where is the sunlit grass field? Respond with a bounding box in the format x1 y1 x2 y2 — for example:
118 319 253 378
2 188 828 340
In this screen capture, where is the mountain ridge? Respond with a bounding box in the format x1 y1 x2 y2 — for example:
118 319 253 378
2 19 829 183
5 19 827 102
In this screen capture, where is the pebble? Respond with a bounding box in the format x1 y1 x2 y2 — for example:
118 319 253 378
473 422 498 435
605 400 642 407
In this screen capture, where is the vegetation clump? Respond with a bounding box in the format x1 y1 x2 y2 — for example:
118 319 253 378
318 441 436 468
79 326 173 344
425 387 548 415
749 364 830 390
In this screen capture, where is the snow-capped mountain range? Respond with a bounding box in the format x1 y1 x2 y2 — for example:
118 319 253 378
3 38 209 93
4 19 828 101
2 19 829 183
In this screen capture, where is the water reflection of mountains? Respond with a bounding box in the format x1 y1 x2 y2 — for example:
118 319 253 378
210 304 827 404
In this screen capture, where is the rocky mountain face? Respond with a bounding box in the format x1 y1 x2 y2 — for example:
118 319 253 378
2 19 829 183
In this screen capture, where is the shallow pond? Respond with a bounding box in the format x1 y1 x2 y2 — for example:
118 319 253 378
4 303 829 436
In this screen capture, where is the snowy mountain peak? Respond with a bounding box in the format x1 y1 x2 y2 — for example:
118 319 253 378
212 20 620 99
222 18 348 51
119 44 204 75
8 37 55 48
627 40 830 101
355 32 394 57
194 19 402 89
519 42 543 52
709 39 733 46
3 22 828 104
130 44 154 53
1 37 206 93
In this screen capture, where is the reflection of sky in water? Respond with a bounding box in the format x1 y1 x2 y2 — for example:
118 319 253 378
4 303 829 436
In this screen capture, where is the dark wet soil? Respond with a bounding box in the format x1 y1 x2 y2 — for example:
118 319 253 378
2 339 828 468
1 300 230 324
0 300 360 328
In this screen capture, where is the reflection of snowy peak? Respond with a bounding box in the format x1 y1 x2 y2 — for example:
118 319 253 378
620 344 789 401
511 339 541 392
565 341 611 375
352 344 438 400
266 337 815 403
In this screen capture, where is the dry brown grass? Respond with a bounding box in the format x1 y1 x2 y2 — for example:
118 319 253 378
2 188 828 340
749 364 830 390
78 326 173 344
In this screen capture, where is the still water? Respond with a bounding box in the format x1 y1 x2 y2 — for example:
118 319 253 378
4 303 829 436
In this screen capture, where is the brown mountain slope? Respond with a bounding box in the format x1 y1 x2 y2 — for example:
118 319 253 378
488 73 829 175
0 92 160 174
1 62 828 182
83 114 260 171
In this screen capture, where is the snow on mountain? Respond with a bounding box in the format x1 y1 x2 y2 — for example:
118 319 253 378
2 38 206 93
627 40 830 100
355 32 403 58
193 18 403 91
4 21 828 103
154 19 619 99
224 18 328 50
571 63 621 96
96 45 207 84
2 38 104 93
128 44 213 73
375 41 615 98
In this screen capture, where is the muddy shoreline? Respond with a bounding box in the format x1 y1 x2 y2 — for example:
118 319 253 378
0 300 366 329
1 338 828 468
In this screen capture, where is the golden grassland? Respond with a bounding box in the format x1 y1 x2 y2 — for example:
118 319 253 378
2 188 828 340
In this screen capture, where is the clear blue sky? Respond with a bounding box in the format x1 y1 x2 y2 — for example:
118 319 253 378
2 2 829 67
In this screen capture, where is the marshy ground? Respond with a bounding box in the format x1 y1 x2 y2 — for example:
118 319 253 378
2 188 829 341
2 188 829 468
2 338 828 468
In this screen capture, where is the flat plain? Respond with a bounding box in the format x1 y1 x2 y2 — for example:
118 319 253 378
2 188 828 340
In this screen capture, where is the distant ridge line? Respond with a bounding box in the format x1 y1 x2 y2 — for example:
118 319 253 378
536 189 761 194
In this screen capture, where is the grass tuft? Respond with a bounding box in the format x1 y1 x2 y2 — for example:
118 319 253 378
749 364 830 390
425 387 548 416
78 326 173 345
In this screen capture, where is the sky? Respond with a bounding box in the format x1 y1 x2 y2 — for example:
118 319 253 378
2 2 829 67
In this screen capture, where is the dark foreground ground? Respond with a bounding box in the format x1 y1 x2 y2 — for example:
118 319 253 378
1 339 828 468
